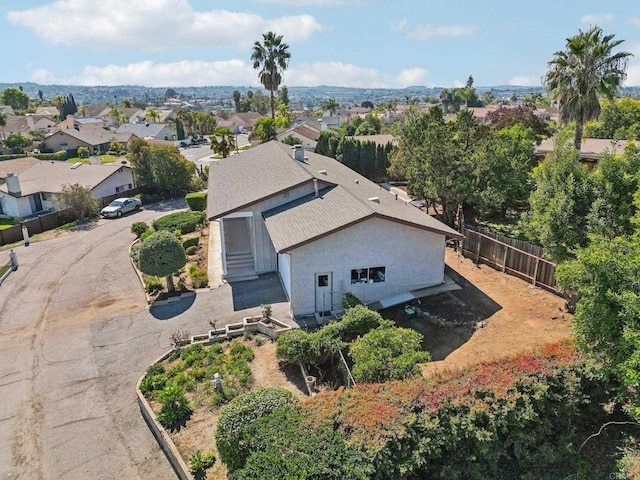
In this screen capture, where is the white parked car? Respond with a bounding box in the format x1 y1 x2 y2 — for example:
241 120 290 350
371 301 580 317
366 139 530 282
100 197 142 218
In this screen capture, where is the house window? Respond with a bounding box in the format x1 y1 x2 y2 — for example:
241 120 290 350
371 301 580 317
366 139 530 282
317 274 329 287
351 267 386 284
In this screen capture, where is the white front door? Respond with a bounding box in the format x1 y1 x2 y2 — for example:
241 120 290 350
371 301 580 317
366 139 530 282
315 272 332 315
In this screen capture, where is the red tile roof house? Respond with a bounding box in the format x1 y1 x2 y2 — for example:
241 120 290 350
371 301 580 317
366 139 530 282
0 157 135 218
207 141 462 318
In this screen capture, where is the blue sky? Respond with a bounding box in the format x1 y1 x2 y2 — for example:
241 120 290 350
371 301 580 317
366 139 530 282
1 0 640 88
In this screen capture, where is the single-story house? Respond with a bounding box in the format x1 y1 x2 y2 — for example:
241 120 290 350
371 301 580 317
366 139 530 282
57 115 108 130
535 137 631 168
207 141 462 318
217 112 263 133
276 122 321 150
116 123 176 141
0 157 135 218
43 129 137 156
35 106 60 118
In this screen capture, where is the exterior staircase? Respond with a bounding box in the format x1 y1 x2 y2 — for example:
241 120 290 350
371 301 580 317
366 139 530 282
224 251 258 282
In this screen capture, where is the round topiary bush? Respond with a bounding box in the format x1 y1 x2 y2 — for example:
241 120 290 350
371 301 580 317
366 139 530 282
138 230 187 291
215 387 297 471
185 245 198 256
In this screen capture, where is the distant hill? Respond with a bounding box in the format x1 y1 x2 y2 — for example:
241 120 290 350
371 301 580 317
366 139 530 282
2 81 638 109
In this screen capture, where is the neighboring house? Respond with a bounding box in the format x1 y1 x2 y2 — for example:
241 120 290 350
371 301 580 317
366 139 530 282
2 115 30 137
207 141 462 318
57 116 108 130
27 115 56 132
96 107 143 126
128 108 176 124
276 121 321 150
535 137 631 168
347 134 398 148
116 123 176 141
0 157 134 218
43 129 137 155
0 105 15 116
217 112 263 133
35 106 60 118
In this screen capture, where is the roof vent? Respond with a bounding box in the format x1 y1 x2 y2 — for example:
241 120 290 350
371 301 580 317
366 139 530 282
70 162 82 169
317 169 327 175
368 196 380 203
354 179 359 184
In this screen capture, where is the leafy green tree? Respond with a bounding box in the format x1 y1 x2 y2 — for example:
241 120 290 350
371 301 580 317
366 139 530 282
350 324 430 383
232 90 241 113
274 103 292 128
251 31 291 119
37 89 43 102
210 127 235 158
486 103 551 140
354 121 377 136
281 134 301 146
557 235 640 411
164 88 177 99
138 230 187 291
156 384 192 431
127 139 196 196
583 97 640 140
216 388 297 471
277 85 289 106
254 117 277 143
0 87 29 110
587 143 640 238
323 98 340 116
5 133 31 152
361 100 374 109
472 124 537 217
55 183 100 220
315 130 340 158
543 26 631 150
521 130 593 261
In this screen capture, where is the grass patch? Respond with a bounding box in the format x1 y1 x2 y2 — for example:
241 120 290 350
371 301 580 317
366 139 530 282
0 218 18 230
65 154 120 164
0 265 9 276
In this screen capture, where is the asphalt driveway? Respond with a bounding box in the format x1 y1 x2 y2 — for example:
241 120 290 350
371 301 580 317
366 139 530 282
0 200 229 479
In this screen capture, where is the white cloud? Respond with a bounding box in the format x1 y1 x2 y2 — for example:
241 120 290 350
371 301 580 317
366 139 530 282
31 60 431 88
406 24 477 41
391 18 409 32
507 76 541 87
452 80 465 88
629 17 640 27
7 0 321 50
580 13 614 25
624 41 640 86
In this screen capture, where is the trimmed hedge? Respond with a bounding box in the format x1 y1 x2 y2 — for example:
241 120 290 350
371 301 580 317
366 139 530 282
182 236 199 249
153 211 205 234
0 151 67 161
185 192 207 211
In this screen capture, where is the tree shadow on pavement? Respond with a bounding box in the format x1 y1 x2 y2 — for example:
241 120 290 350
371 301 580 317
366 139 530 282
150 294 196 320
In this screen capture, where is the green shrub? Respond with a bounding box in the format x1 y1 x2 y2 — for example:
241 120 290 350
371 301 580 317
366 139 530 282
156 384 192 431
144 275 163 294
130 245 141 268
131 221 150 238
189 450 216 476
139 374 167 398
185 192 207 211
139 229 153 242
140 192 164 204
77 146 89 158
343 291 364 310
215 388 297 471
190 267 208 288
185 245 198 255
182 236 199 249
153 211 206 234
147 363 165 376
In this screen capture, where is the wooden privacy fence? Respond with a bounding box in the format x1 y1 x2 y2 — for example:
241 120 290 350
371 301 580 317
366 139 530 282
461 227 560 295
0 187 139 246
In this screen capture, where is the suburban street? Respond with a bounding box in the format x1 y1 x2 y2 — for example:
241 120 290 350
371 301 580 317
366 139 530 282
0 200 225 480
179 133 250 168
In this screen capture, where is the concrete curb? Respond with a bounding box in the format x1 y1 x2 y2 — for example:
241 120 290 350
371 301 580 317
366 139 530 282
129 238 152 304
137 350 193 480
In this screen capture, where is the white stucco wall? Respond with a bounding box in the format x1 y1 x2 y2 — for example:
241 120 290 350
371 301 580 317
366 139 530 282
238 182 317 274
278 253 292 300
91 168 135 198
287 217 446 316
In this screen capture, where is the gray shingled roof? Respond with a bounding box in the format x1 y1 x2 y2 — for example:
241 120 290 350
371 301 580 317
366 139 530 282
208 141 461 251
0 159 131 196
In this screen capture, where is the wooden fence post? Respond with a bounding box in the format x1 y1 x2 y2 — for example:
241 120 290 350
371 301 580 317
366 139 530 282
533 258 540 287
475 232 482 265
502 246 508 273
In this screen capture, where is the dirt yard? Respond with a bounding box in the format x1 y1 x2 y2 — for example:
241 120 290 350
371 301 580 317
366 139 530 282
411 248 573 376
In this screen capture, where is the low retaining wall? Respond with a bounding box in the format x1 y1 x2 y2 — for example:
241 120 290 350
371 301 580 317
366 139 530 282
137 351 193 480
200 315 293 344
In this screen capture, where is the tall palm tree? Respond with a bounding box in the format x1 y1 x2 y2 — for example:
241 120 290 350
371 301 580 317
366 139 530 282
210 127 236 158
251 32 291 119
322 98 340 116
543 26 632 150
146 107 161 123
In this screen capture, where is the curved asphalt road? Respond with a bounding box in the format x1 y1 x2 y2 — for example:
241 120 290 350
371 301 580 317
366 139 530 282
0 199 217 479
